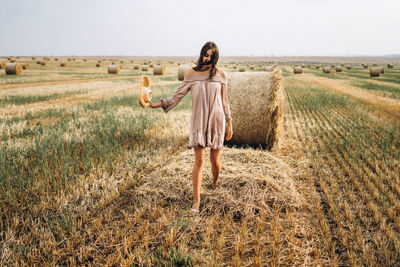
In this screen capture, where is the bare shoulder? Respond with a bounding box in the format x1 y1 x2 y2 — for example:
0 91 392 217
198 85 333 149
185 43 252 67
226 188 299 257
218 69 227 79
185 68 196 76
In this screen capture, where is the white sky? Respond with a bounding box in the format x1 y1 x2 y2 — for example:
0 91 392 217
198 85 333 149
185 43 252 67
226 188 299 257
1 0 399 57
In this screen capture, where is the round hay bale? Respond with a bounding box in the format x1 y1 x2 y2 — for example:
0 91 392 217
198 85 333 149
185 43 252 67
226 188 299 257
153 65 166 75
301 64 305 68
362 63 368 68
336 66 342 72
36 60 41 64
142 65 148 71
40 61 47 66
250 66 255 70
293 66 302 74
10 59 16 63
96 63 101 67
380 66 384 74
233 65 237 69
239 67 246 72
31 57 35 60
323 66 331 73
22 63 29 70
264 66 274 72
178 64 192 81
120 60 124 64
372 63 377 66
346 65 352 70
331 64 335 68
316 65 320 69
149 64 154 68
5 63 23 75
60 62 67 67
370 68 381 77
83 58 87 62
387 64 394 68
54 58 58 61
108 65 120 74
227 71 284 150
0 62 6 69
134 64 141 70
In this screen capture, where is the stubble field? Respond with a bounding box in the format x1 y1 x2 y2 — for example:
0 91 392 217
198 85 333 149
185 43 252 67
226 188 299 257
0 57 399 266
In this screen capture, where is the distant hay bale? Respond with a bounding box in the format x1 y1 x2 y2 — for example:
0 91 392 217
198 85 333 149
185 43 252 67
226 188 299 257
5 63 23 75
153 65 166 75
362 63 368 68
336 66 342 72
233 65 237 69
227 70 284 150
142 65 148 71
134 65 141 70
250 66 255 70
346 65 352 70
307 65 311 68
178 64 192 81
96 63 101 67
83 58 87 62
108 65 120 74
31 57 35 60
149 64 154 68
239 67 246 72
120 60 124 63
316 65 320 69
36 60 41 64
380 66 384 74
323 66 331 73
55 58 58 61
22 63 29 70
60 63 67 67
67 58 71 61
370 68 381 77
387 64 394 68
372 63 377 66
10 59 16 63
40 61 47 66
331 64 335 68
264 66 274 72
301 64 305 68
341 64 345 67
293 66 302 74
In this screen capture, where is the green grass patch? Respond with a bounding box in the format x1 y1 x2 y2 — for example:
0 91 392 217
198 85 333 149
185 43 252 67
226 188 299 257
350 80 400 99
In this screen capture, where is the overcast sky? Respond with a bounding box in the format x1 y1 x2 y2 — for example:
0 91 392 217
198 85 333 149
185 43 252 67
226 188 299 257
1 0 399 57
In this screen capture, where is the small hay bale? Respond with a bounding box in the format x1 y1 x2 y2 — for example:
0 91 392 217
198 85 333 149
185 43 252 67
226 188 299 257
346 65 352 70
301 64 305 68
149 64 154 68
323 66 330 73
83 58 87 62
250 66 255 70
36 60 41 64
31 57 35 60
293 66 302 74
387 64 394 68
153 65 166 75
370 68 381 77
67 58 71 61
331 64 335 68
233 65 237 69
120 60 124 63
134 65 141 70
362 63 368 68
380 66 384 74
96 63 101 67
22 63 29 70
108 65 120 74
40 61 47 66
372 63 377 66
54 58 58 61
316 65 320 69
239 67 246 72
227 70 284 150
10 59 16 63
60 62 67 67
178 64 192 81
264 66 274 72
336 66 342 72
5 63 23 75
142 65 149 71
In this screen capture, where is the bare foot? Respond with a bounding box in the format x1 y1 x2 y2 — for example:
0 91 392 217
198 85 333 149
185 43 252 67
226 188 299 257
212 180 219 190
191 201 200 213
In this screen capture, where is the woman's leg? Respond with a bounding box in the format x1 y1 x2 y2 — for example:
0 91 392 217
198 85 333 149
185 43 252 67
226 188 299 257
210 148 222 189
192 147 205 210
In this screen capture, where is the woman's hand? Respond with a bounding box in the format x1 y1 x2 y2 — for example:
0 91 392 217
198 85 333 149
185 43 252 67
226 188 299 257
149 101 162 108
225 121 233 141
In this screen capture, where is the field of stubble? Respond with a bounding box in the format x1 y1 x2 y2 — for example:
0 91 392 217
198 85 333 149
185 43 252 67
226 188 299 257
1 57 399 266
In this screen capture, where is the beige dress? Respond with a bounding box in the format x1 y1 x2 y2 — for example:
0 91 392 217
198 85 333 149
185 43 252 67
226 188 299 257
160 70 231 150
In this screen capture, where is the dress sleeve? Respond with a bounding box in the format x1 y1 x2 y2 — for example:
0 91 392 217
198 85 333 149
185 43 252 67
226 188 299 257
160 80 192 113
221 81 232 122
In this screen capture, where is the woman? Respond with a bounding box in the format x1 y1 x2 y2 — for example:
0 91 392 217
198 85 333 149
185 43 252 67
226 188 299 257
149 41 233 214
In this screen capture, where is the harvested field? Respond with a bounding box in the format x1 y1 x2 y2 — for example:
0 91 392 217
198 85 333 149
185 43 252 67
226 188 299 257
1 57 399 266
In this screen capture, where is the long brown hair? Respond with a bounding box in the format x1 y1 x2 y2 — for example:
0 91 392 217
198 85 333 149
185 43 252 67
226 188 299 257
193 41 219 79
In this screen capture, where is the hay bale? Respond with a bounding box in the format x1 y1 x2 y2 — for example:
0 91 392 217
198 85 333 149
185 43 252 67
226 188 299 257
96 63 101 67
239 67 246 72
316 65 320 69
362 63 368 68
346 65 352 70
40 61 47 66
142 65 148 71
323 66 330 73
36 60 41 64
31 57 35 60
227 70 284 150
178 64 192 81
153 65 166 75
387 64 394 68
372 63 377 66
233 65 237 69
0 62 6 69
83 58 87 62
108 65 120 74
54 58 58 61
331 64 335 68
5 63 23 75
293 66 302 74
301 64 305 68
22 63 29 70
264 66 274 72
60 62 67 67
149 64 154 68
134 64 141 70
10 59 16 63
380 66 384 74
336 66 342 72
370 68 381 77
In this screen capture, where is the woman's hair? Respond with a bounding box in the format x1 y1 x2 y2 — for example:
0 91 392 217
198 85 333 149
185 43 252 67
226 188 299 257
192 41 219 79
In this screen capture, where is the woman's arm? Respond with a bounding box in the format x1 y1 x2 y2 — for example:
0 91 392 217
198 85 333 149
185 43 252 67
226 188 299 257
149 101 162 108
